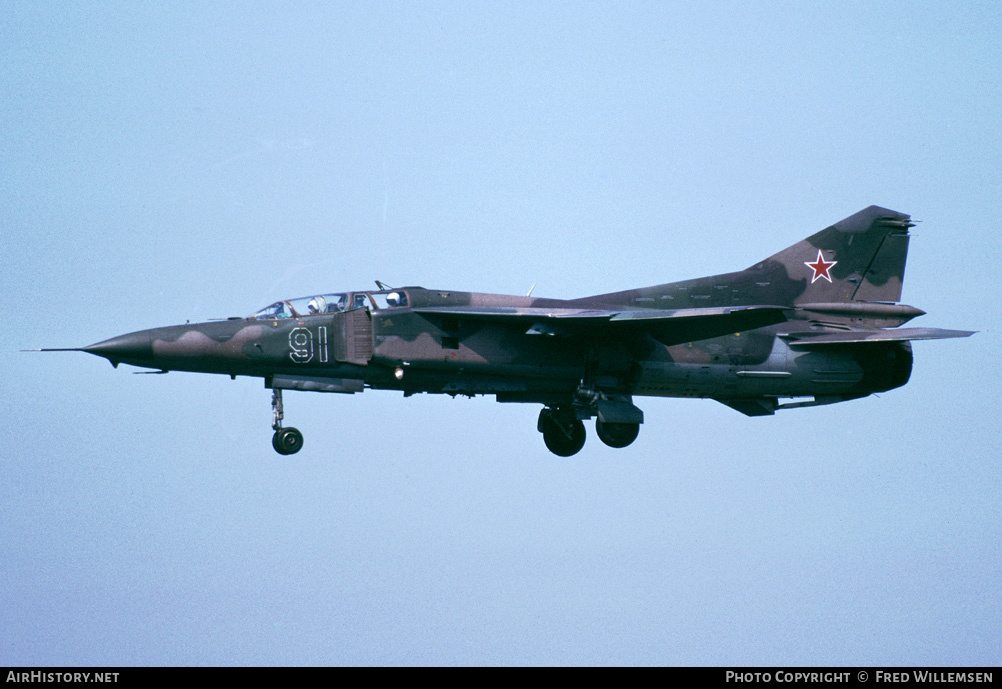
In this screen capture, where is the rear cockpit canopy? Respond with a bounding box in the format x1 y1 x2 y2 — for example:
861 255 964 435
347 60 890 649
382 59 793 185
248 290 409 320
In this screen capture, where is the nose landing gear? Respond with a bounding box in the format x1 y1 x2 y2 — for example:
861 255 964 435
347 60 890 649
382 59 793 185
271 388 304 455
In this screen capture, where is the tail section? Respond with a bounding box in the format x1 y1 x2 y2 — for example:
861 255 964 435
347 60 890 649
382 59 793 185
751 205 913 305
579 205 914 311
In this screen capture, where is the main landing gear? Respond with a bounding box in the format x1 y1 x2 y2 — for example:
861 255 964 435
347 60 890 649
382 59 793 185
537 394 643 457
595 419 640 449
271 388 304 455
538 408 587 457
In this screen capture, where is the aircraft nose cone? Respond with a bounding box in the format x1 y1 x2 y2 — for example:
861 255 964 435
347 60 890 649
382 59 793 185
83 331 154 364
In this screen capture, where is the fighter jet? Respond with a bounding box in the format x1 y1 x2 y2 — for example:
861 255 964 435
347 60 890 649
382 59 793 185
39 206 972 456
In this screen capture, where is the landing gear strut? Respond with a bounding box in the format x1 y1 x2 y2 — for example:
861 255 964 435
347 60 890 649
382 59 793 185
271 388 304 455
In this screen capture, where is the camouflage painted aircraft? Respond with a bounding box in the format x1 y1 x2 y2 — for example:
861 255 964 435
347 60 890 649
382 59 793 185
40 206 972 456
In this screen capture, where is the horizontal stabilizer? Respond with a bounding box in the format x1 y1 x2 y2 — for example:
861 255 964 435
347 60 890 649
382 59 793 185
784 327 975 347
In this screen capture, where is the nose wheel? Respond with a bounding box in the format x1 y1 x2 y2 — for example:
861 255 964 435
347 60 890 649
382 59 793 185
271 388 304 455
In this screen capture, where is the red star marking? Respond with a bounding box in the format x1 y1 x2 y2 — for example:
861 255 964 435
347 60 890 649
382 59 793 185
804 249 837 284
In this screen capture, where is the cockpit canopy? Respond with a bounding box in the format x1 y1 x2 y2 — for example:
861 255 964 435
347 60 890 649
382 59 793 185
248 290 409 320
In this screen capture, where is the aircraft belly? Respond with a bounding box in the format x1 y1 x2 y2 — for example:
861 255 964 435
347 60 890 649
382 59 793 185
372 324 583 380
632 335 870 399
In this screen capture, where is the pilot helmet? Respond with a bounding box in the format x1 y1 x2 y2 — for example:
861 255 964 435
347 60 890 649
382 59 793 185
308 296 327 314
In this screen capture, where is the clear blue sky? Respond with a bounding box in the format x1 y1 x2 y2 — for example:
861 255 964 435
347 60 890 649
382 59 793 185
2 1 999 665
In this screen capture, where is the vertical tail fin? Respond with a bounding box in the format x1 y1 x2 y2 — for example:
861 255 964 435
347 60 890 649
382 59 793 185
751 205 913 305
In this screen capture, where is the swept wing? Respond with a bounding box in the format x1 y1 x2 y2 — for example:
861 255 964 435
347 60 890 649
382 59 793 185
412 304 790 347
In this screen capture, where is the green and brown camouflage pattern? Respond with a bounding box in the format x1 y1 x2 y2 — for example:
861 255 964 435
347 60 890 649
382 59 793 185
53 205 973 453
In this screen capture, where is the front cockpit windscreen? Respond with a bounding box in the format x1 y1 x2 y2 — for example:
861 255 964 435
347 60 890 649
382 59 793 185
248 291 409 320
248 293 348 320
